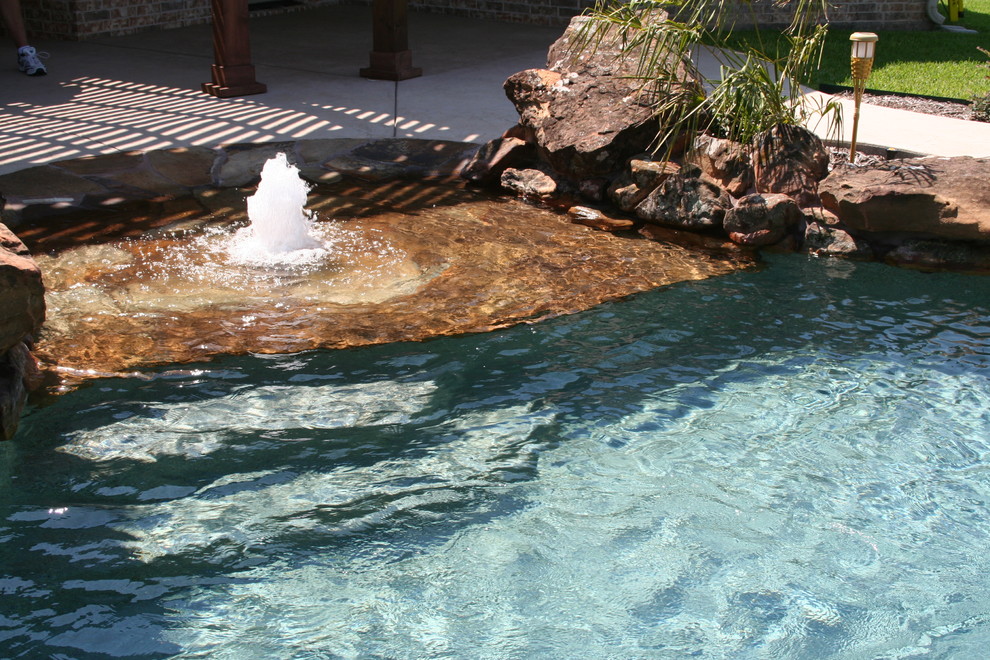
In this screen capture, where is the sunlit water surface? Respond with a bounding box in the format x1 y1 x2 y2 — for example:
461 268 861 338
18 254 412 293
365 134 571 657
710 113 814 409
3 256 990 658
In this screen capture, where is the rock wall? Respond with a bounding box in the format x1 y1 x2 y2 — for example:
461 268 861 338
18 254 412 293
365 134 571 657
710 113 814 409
465 13 990 273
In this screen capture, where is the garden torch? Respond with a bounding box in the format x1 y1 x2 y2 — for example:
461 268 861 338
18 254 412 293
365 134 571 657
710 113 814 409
849 32 878 163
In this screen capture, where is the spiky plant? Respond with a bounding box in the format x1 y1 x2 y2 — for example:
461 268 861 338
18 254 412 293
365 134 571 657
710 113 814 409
574 0 842 155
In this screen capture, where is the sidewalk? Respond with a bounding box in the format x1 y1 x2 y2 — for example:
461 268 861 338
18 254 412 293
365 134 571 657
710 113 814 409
803 91 990 158
0 6 560 176
1 7 988 177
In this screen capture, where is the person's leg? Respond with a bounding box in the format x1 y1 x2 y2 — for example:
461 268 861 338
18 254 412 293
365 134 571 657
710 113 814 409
0 0 30 48
1 0 47 75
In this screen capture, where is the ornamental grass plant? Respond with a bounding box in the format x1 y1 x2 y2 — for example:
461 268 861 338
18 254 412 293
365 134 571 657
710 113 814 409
574 0 842 156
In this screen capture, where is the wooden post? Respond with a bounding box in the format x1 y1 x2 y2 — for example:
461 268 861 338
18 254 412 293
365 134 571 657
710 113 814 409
202 0 267 97
360 0 422 80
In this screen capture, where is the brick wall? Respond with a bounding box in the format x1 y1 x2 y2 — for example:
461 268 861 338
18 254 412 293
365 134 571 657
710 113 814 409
402 0 933 30
732 0 933 31
15 0 934 41
404 0 596 26
19 0 345 40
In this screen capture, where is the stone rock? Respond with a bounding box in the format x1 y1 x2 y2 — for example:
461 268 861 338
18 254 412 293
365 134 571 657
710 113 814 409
325 139 479 181
819 157 990 243
0 224 45 355
608 173 651 212
295 138 371 166
638 223 746 254
0 342 34 440
501 167 558 198
885 239 990 272
217 142 298 187
462 137 537 185
605 157 677 213
503 11 701 180
568 205 636 231
802 206 842 227
724 193 800 246
689 134 753 197
804 221 872 258
629 157 679 191
578 178 609 202
752 124 829 207
297 167 344 186
54 151 145 176
0 164 108 228
634 166 732 231
147 147 219 187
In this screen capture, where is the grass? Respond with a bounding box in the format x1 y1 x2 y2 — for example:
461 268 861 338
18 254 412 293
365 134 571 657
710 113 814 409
729 0 990 100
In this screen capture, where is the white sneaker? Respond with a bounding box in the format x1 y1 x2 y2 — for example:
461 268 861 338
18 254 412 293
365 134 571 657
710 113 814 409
17 46 48 76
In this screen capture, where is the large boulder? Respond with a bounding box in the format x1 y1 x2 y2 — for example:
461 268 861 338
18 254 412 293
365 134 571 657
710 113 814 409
461 136 537 186
1 224 45 354
1 342 41 441
752 124 830 207
0 224 45 440
634 165 732 231
688 134 753 197
724 193 800 246
819 157 990 242
503 10 701 181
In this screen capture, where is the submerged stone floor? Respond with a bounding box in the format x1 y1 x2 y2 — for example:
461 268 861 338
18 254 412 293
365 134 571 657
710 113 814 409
0 139 754 389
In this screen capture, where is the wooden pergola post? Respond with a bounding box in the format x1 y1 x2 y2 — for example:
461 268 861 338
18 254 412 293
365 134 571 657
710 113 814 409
202 0 267 97
360 0 422 80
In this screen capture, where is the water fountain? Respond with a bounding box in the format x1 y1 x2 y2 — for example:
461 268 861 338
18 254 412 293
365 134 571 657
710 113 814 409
238 152 323 257
25 149 748 383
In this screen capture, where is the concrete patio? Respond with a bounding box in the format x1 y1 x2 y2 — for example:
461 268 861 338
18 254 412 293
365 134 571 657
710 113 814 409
1 5 988 178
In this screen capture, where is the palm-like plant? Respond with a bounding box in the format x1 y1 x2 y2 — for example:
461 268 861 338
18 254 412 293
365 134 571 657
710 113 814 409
574 0 841 154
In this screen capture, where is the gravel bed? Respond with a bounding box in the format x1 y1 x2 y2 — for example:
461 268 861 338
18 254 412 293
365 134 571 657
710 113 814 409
831 90 974 121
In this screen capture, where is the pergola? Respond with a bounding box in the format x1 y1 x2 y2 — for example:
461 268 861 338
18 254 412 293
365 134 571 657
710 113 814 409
202 0 421 98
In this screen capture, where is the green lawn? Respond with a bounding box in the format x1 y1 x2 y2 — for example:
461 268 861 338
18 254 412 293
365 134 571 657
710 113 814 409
728 0 990 100
814 0 990 99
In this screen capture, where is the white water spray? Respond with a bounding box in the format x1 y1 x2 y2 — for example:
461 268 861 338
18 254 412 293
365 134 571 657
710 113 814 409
233 153 324 262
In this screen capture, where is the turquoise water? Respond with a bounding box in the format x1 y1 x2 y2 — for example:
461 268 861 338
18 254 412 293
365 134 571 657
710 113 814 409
3 255 990 659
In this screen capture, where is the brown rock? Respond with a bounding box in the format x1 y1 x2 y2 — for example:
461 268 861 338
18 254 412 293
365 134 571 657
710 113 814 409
819 157 990 242
885 239 990 273
752 124 829 207
0 223 31 256
578 178 609 202
501 167 558 198
462 137 537 185
503 69 563 127
0 342 43 440
608 173 651 212
638 223 745 253
0 344 27 440
629 157 679 191
689 134 753 197
724 193 800 247
634 166 732 231
568 205 636 231
802 206 842 227
503 12 701 180
0 224 45 355
804 221 872 258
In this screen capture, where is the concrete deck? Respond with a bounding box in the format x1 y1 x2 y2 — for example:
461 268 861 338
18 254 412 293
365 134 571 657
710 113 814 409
1 6 988 177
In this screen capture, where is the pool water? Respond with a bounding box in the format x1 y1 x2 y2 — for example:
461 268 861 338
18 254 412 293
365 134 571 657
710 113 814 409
3 255 990 658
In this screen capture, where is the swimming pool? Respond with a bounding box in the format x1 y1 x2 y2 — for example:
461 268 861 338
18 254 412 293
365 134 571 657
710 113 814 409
3 254 989 658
